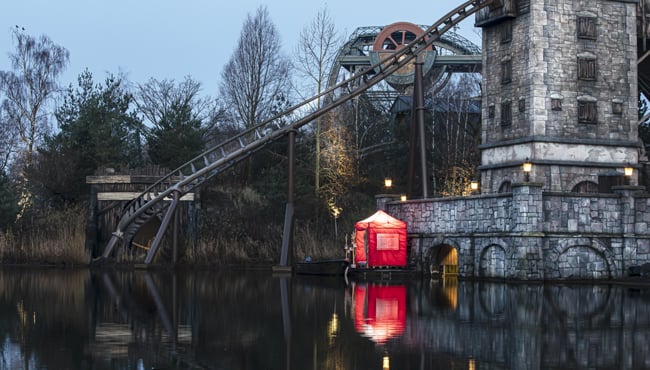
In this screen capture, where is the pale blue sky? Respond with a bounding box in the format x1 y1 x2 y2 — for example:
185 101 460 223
1 0 481 96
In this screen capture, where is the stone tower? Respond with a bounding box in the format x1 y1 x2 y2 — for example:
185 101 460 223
475 0 640 193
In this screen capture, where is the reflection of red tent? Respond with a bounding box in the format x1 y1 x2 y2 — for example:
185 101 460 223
353 284 406 344
354 210 407 267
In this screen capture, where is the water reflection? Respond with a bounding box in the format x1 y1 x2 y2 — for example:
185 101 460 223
351 283 406 345
0 268 649 369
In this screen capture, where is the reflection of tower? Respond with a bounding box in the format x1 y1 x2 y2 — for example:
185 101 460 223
476 1 640 193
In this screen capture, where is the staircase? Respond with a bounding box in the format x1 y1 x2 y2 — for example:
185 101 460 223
98 0 493 264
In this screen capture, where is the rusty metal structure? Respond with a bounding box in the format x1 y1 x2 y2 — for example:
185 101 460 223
328 22 481 98
96 0 494 265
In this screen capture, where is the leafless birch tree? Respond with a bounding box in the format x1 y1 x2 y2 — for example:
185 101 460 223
294 6 342 195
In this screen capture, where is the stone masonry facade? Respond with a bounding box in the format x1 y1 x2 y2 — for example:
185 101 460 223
383 182 650 279
477 0 640 193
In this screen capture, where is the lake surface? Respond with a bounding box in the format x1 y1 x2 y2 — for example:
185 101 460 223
0 267 649 370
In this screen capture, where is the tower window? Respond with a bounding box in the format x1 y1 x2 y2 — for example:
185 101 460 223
577 17 597 40
501 21 512 43
578 58 596 80
578 101 597 124
501 101 512 126
501 59 512 84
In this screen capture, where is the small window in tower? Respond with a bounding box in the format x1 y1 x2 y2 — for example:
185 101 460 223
612 99 623 115
501 21 512 43
489 105 495 119
551 95 563 111
578 101 597 124
577 16 597 40
501 101 512 126
518 98 526 113
501 59 512 84
578 57 596 80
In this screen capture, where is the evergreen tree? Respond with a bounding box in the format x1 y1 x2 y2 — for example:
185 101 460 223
0 171 18 231
33 70 144 204
147 100 206 170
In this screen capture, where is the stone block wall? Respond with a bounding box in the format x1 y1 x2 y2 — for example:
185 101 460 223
478 0 639 194
385 183 650 279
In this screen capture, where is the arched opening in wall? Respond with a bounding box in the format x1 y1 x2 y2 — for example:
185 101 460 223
429 244 458 277
557 246 610 279
571 180 598 193
479 245 506 278
498 180 512 193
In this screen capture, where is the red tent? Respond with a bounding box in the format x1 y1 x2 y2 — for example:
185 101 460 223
354 210 407 267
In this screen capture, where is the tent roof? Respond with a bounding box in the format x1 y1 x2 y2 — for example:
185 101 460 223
355 210 405 229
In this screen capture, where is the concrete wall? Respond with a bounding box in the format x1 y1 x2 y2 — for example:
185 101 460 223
384 183 650 279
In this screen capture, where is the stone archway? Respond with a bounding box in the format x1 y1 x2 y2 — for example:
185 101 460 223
547 238 616 279
428 244 458 277
557 245 610 279
479 244 506 278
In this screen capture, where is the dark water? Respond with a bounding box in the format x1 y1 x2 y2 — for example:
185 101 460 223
0 268 649 370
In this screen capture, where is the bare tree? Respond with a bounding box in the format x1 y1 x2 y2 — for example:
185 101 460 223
135 77 223 169
0 109 18 174
294 6 343 196
429 73 481 196
0 27 69 169
220 6 290 183
136 76 216 126
220 6 290 131
0 27 69 211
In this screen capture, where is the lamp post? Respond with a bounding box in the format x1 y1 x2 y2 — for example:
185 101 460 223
523 158 532 182
384 178 393 189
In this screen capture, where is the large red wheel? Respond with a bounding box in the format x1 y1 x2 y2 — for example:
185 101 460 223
372 22 434 52
369 22 437 91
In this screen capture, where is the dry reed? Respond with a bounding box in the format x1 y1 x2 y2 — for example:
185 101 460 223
0 206 90 265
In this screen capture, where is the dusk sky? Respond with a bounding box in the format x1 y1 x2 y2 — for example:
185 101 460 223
1 0 482 96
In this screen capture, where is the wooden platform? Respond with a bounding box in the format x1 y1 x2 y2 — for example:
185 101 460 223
294 259 349 276
345 265 419 282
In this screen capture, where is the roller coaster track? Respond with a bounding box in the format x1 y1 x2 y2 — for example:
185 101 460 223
98 0 493 264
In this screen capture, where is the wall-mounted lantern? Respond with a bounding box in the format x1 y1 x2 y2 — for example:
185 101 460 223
624 164 634 177
470 180 479 192
384 178 393 189
400 195 407 202
522 158 532 182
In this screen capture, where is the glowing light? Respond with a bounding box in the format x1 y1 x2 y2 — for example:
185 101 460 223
470 180 479 191
382 355 390 370
523 158 532 182
624 165 634 177
384 178 393 188
400 195 407 201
